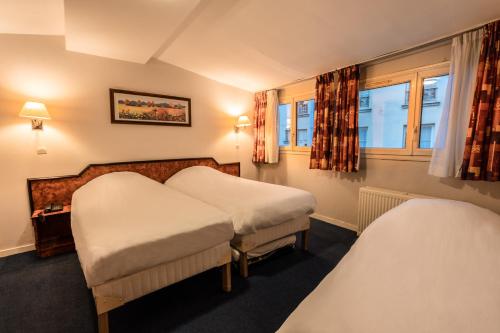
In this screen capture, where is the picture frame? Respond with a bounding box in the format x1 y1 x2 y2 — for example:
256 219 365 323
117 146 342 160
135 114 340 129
109 88 191 127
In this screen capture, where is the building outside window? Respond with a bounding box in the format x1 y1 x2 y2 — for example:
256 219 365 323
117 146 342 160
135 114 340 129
419 75 448 149
295 99 314 147
278 103 291 147
358 66 449 156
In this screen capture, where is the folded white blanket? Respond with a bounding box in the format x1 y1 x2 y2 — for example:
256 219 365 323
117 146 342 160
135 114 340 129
71 172 233 287
164 166 316 235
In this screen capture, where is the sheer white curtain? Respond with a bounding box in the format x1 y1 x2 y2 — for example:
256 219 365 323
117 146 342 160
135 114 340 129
264 89 279 163
428 30 483 177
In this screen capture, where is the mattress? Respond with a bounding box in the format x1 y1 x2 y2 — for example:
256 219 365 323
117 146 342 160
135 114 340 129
278 199 500 333
71 172 234 287
231 214 310 252
164 166 316 235
93 241 231 313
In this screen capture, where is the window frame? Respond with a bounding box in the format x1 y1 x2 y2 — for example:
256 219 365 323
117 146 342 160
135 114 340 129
412 65 450 156
360 62 449 160
279 91 315 153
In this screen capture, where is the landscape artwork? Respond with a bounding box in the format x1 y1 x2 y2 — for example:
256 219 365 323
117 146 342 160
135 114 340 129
110 89 191 126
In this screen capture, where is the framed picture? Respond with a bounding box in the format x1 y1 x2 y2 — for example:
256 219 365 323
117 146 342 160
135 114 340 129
109 89 191 126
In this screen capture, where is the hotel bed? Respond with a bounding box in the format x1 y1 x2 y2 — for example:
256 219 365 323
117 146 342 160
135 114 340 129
71 172 234 333
278 199 500 333
164 166 316 277
26 158 241 333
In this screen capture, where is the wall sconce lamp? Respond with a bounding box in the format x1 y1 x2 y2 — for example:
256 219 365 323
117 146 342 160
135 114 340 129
19 101 51 130
235 115 251 133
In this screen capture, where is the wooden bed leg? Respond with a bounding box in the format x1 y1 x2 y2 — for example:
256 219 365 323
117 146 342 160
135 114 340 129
97 312 109 333
239 252 249 278
222 262 232 292
301 229 310 251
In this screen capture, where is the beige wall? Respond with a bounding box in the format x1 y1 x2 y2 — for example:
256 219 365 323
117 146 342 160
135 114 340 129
261 41 500 228
0 35 256 255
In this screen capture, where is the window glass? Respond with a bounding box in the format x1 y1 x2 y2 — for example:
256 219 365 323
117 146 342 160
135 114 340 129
419 75 449 149
296 99 315 147
278 103 291 147
358 82 410 149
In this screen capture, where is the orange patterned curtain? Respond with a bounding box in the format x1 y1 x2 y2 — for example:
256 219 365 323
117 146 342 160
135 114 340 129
310 73 335 169
332 65 360 172
461 21 500 181
252 91 267 163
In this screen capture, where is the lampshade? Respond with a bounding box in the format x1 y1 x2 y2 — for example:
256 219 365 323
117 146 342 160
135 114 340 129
236 115 251 127
19 102 51 120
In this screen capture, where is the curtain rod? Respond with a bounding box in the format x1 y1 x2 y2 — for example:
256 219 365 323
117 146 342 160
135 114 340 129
278 16 498 88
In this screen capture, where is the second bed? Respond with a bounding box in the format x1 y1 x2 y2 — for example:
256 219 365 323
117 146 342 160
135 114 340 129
165 166 317 277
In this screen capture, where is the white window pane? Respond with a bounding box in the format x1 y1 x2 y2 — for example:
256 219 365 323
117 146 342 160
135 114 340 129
358 82 410 148
296 99 314 147
419 75 449 149
279 104 291 147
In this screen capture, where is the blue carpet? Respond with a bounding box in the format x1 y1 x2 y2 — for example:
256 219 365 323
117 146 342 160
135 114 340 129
0 220 356 333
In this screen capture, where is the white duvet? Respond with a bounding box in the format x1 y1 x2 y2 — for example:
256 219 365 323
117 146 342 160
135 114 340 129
278 199 500 333
71 172 233 287
164 166 316 235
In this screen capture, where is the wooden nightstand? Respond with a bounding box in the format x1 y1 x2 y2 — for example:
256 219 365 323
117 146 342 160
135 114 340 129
31 205 75 257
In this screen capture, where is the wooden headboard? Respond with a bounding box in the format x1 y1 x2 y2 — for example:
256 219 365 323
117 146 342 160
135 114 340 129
27 157 240 213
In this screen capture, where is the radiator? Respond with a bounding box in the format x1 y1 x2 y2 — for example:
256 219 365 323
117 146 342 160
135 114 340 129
357 187 431 235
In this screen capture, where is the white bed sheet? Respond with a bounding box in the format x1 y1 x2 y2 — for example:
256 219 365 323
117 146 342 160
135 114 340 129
71 172 233 287
278 199 500 333
164 166 316 235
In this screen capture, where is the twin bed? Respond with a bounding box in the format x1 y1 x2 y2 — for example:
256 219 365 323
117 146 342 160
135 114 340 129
27 158 316 333
278 199 500 333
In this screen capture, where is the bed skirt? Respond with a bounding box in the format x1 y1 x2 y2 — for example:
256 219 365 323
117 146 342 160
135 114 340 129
231 215 310 253
92 241 231 315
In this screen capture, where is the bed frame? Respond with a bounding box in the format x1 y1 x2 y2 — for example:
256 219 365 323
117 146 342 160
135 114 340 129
26 157 239 333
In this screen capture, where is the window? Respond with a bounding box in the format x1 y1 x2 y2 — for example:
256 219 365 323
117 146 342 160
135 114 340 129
278 94 315 152
359 91 371 111
295 99 314 147
423 86 437 102
359 127 368 148
402 125 407 148
403 85 410 108
419 75 449 149
358 82 410 149
419 124 434 149
278 103 291 147
360 63 449 158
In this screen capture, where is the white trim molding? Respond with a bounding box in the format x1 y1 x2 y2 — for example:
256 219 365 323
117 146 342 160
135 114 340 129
310 213 358 232
0 243 35 258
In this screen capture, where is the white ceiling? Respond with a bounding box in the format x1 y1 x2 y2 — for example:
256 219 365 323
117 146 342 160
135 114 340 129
1 0 499 91
0 0 64 35
64 0 200 63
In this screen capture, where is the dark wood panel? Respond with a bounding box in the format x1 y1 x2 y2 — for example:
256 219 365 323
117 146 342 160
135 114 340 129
27 157 240 212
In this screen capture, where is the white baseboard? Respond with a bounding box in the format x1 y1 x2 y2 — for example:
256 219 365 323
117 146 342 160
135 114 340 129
0 243 35 258
310 213 358 232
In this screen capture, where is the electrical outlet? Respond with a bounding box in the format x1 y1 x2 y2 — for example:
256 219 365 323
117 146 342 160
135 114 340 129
37 147 47 155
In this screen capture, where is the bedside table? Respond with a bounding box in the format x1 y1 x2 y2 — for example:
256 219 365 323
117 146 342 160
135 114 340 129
31 205 75 257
